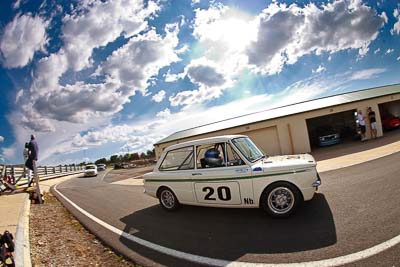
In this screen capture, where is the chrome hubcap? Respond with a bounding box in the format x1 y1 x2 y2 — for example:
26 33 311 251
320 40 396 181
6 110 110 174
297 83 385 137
268 187 294 214
161 190 175 208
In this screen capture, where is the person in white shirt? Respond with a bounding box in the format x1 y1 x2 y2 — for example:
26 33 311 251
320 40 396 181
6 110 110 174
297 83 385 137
357 110 366 142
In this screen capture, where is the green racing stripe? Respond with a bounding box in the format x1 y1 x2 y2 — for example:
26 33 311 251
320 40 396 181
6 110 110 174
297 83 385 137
144 169 309 183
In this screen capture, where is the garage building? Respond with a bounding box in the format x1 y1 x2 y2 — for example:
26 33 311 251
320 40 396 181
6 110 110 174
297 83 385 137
154 84 400 159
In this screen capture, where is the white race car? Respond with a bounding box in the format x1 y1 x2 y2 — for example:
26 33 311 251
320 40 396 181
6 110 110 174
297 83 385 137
144 135 321 217
84 164 98 177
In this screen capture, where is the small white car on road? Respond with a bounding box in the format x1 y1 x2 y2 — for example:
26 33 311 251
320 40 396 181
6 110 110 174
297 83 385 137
84 164 98 177
96 164 106 171
144 135 321 217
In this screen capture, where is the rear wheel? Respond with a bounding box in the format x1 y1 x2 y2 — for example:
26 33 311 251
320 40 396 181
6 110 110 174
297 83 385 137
158 187 180 211
260 182 301 218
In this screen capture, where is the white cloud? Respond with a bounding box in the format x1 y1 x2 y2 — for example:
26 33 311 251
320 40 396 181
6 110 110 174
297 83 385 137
183 0 386 107
61 0 158 71
33 81 124 123
374 48 381 54
156 108 171 118
15 89 24 104
397 56 400 61
152 90 166 102
247 1 387 74
349 68 386 80
193 4 256 74
13 0 22 9
192 0 201 6
0 136 4 142
391 8 400 35
22 14 179 131
98 25 180 96
186 58 227 87
175 44 189 54
164 69 185 82
169 58 234 106
385 48 394 55
30 0 157 94
312 65 326 73
0 13 48 68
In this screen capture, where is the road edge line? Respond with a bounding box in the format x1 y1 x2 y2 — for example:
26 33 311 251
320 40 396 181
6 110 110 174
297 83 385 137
53 183 400 267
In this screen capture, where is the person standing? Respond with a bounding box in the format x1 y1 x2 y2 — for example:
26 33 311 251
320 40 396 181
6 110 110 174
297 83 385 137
26 135 39 187
357 110 366 142
367 107 377 139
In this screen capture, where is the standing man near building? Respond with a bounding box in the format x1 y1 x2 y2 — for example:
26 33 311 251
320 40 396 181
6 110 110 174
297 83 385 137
357 110 366 142
23 142 32 185
367 107 377 139
26 135 39 187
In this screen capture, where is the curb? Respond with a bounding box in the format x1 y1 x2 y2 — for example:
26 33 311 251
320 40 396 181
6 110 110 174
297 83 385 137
14 194 31 267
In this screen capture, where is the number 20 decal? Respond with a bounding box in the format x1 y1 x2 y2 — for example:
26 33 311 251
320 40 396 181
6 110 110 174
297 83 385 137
202 186 232 201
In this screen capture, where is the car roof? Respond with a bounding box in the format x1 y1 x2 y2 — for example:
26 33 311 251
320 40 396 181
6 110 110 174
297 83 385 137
165 135 248 151
85 164 96 167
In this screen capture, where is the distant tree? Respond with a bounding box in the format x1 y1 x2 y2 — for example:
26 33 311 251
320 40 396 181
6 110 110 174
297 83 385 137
146 149 155 158
131 153 139 160
110 155 119 163
122 153 131 162
140 152 146 159
95 158 107 164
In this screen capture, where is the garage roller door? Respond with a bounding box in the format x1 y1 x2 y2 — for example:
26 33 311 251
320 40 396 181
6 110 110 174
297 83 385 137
239 127 281 156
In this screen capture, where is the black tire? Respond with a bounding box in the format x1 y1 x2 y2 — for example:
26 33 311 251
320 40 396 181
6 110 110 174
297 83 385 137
158 187 180 211
260 182 302 218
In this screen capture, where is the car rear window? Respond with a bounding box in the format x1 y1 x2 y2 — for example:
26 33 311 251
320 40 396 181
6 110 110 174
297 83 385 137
159 146 194 171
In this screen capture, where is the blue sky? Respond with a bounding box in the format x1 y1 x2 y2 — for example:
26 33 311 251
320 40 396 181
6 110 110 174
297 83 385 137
0 0 399 165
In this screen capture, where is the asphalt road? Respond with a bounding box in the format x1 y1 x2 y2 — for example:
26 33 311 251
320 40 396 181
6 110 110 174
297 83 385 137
52 154 400 267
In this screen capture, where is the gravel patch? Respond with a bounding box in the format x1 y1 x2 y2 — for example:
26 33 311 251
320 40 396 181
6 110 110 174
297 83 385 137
29 192 138 266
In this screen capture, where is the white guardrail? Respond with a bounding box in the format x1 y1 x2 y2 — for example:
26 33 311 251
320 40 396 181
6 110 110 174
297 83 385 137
1 164 84 186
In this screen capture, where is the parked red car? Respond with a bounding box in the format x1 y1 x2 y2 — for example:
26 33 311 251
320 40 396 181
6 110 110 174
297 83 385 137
382 117 400 130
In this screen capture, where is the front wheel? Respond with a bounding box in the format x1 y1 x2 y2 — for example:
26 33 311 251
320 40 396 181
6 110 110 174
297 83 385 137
158 187 180 211
260 182 302 218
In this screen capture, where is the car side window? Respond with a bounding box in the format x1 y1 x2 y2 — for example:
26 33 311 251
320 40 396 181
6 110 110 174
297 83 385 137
226 143 246 166
159 146 194 171
197 143 226 169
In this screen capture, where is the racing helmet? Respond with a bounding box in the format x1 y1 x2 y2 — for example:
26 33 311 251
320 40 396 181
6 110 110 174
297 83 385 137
204 148 222 167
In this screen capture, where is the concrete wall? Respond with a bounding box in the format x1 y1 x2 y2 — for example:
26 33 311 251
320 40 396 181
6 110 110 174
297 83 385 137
155 92 400 159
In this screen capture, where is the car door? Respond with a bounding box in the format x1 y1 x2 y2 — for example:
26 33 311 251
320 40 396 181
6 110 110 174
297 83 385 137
157 145 196 204
192 142 254 206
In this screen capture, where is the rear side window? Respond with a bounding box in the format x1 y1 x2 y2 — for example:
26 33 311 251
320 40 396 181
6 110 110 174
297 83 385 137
159 146 194 171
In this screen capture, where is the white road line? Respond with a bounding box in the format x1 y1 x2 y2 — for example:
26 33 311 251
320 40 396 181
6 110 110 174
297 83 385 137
100 168 112 182
54 184 400 267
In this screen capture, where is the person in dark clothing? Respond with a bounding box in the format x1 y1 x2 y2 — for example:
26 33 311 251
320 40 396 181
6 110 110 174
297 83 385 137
26 135 39 187
367 107 377 139
28 135 39 161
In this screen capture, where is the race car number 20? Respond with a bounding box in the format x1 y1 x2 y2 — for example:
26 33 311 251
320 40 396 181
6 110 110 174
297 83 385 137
203 186 231 201
194 182 241 205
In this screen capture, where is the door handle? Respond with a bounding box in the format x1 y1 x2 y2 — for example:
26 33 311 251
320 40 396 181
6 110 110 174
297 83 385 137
192 173 202 176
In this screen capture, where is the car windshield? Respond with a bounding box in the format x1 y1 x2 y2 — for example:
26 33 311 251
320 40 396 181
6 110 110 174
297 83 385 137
85 166 96 170
231 137 264 162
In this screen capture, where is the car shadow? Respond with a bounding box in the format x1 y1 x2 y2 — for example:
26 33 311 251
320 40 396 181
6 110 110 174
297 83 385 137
119 193 336 263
